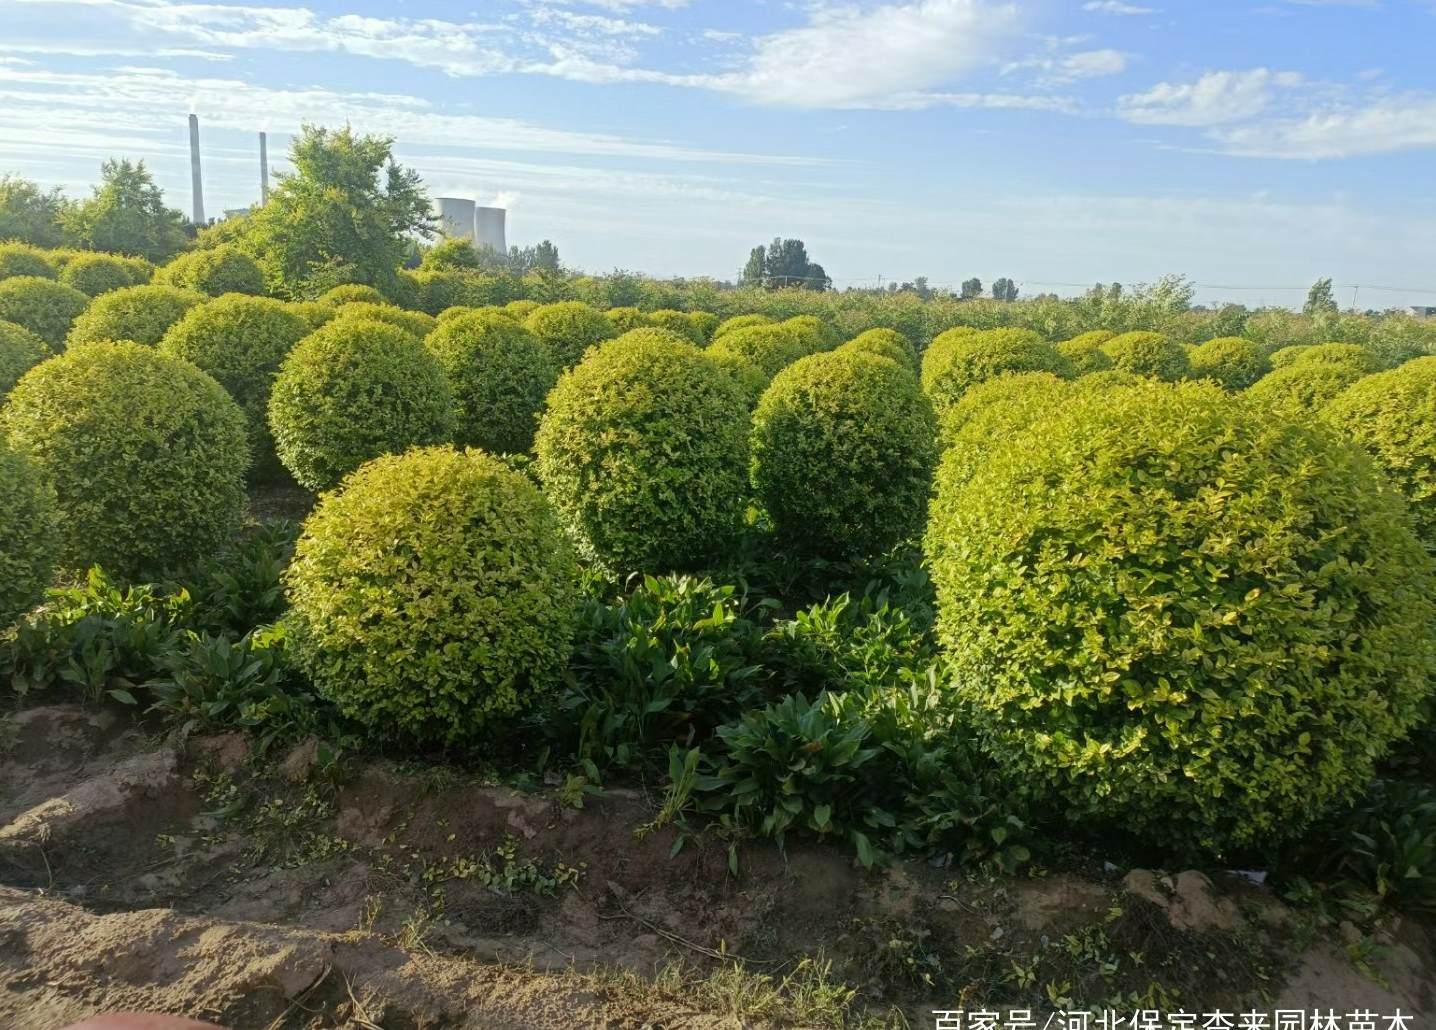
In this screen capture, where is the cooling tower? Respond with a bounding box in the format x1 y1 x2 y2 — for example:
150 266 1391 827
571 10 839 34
435 197 476 241
475 207 506 254
188 114 205 225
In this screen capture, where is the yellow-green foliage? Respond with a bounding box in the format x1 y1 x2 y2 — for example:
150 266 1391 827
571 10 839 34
839 328 919 374
159 295 311 477
0 242 56 280
1248 360 1369 413
68 284 206 348
920 327 1074 417
535 333 750 574
936 371 1071 463
59 252 142 297
155 246 265 297
268 318 455 491
330 301 435 340
713 313 774 339
926 380 1436 855
0 438 56 628
318 283 386 306
286 446 580 744
688 311 720 342
1325 357 1436 546
1100 331 1189 381
1056 331 1116 374
286 300 336 330
647 309 705 345
1269 344 1311 369
425 310 559 454
0 276 89 347
782 314 838 352
524 301 617 368
604 306 649 334
707 323 817 383
1290 341 1383 374
2 340 248 577
752 349 937 558
504 298 540 320
436 305 478 324
1187 336 1270 390
0 320 49 397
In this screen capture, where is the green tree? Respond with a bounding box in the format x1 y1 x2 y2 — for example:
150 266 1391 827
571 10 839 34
961 277 983 300
0 175 68 248
993 277 1018 302
509 240 561 275
239 125 435 298
61 160 187 262
421 236 481 271
740 238 829 291
1304 277 1339 318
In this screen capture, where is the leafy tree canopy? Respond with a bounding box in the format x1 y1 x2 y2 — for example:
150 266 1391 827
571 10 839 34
741 237 829 291
60 160 187 263
0 175 68 248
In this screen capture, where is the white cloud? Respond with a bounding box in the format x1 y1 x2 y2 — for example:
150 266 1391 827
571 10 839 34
1214 95 1436 158
1118 68 1304 126
1082 1 1156 13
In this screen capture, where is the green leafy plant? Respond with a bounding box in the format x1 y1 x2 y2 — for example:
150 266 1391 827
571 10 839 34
154 244 265 296
0 275 89 347
1187 336 1270 390
1099 331 1189 381
0 438 56 629
1248 359 1369 413
920 327 1074 417
0 241 57 280
1055 331 1116 374
66 283 205 348
523 300 616 368
58 252 143 297
0 319 49 397
837 328 919 374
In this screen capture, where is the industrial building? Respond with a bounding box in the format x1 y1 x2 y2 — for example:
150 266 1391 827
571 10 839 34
435 197 507 253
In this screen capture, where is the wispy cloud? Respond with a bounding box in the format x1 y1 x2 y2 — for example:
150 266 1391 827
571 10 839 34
1082 1 1156 14
1214 94 1436 158
1118 69 1304 126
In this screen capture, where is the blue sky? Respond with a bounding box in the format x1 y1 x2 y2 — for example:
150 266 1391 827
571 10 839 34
1 0 1434 307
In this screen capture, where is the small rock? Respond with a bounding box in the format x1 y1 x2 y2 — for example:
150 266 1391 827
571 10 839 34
1168 871 1241 933
279 739 320 782
1122 868 1166 908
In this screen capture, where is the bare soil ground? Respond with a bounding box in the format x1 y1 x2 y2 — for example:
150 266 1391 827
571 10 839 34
2 703 1434 1029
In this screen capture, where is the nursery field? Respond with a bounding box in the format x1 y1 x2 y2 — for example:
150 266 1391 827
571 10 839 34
4 130 1436 1026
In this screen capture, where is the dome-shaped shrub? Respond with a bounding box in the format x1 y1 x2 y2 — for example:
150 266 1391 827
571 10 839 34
535 333 749 573
1269 344 1311 369
436 305 478 324
0 320 49 397
782 314 837 352
926 380 1436 854
752 350 937 558
159 295 311 477
118 256 155 285
936 371 1070 457
0 438 57 628
59 253 138 297
0 242 56 281
713 314 773 339
504 298 540 320
1290 341 1382 374
604 306 650 334
523 301 617 369
1056 331 1116 374
689 311 720 343
330 301 436 340
155 246 264 297
268 319 455 491
839 328 918 374
67 284 206 348
1099 331 1189 380
0 276 89 347
425 310 559 454
2 341 248 577
707 323 816 383
286 300 336 330
920 327 1074 416
285 446 580 744
1248 360 1369 412
405 269 482 315
646 309 705 345
319 283 386 306
1187 336 1270 390
1325 357 1436 545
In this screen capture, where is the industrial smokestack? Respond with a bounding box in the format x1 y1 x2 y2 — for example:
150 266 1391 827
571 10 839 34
188 114 205 224
259 131 269 205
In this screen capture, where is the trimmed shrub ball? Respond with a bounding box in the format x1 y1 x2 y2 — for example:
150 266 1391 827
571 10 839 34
319 283 386 306
689 311 720 343
425 310 559 454
926 380 1436 855
920 327 1074 417
839 328 919 374
1290 341 1383 374
159 295 312 477
68 284 205 348
936 370 1070 460
604 307 650 334
535 333 750 574
268 318 455 492
713 314 774 339
1099 331 1189 381
0 438 57 628
0 276 89 348
330 301 436 340
436 305 478 324
285 446 580 745
524 301 617 369
0 243 56 281
60 253 139 297
155 246 264 297
752 349 937 559
0 320 49 397
1187 336 1270 390
1248 360 1369 413
504 298 540 320
1269 344 1311 369
1325 356 1436 546
782 315 839 351
2 340 248 577
1056 331 1116 374
707 322 816 384
647 309 705 345
286 300 337 330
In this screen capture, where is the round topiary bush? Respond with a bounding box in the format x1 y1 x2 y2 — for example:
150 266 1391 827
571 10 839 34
504 298 540 320
268 319 454 491
425 310 559 454
535 333 750 574
286 300 336 330
604 307 649 334
1269 344 1311 369
59 253 138 297
713 313 773 339
0 242 56 281
1187 336 1270 390
782 315 837 352
436 305 478 324
159 295 312 477
688 311 720 343
752 349 937 558
2 340 248 577
707 323 816 384
0 320 49 397
647 309 705 345
1099 331 1190 381
1056 331 1116 374
1290 341 1382 374
523 301 617 369
839 328 918 374
67 284 206 348
154 246 265 297
920 327 1074 416
0 438 57 628
285 446 580 744
330 301 436 340
926 380 1436 854
1248 360 1369 412
319 283 386 306
0 276 89 348
936 371 1071 457
1325 356 1436 546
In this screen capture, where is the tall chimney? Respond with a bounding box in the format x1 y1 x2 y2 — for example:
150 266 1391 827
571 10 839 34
188 113 205 224
259 131 269 205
